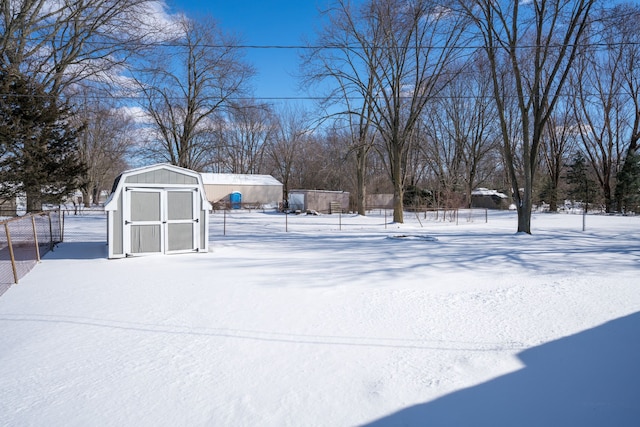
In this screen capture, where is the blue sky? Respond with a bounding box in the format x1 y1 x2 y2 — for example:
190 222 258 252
169 1 331 102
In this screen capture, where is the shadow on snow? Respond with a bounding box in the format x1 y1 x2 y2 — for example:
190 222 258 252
363 312 640 427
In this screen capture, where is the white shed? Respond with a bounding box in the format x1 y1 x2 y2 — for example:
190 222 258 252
104 163 211 259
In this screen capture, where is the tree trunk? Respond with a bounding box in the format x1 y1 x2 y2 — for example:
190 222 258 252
548 184 558 212
391 148 404 223
355 147 367 216
517 181 533 234
26 189 42 213
82 189 91 209
517 204 532 233
393 184 404 223
548 160 561 212
603 181 613 213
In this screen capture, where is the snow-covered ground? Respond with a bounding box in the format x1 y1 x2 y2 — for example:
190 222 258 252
1 210 639 426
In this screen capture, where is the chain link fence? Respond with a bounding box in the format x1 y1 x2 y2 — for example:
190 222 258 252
212 207 491 236
0 211 63 295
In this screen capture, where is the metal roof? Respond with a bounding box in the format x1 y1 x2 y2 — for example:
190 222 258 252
200 173 282 186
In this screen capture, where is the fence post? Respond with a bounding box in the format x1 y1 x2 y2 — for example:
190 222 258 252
61 210 65 242
48 212 54 249
31 215 41 262
5 223 18 284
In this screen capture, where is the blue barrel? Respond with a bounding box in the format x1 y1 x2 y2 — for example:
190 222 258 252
230 191 242 209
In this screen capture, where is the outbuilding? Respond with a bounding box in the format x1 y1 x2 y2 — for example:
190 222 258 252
471 188 509 209
288 189 350 214
200 173 283 209
104 163 211 259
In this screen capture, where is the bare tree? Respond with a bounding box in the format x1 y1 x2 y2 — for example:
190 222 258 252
73 90 134 207
294 128 352 192
539 104 578 212
372 0 467 222
0 0 170 96
571 4 640 212
134 15 254 170
1 0 170 208
461 0 596 233
302 0 380 215
264 104 311 203
613 4 640 212
422 57 501 208
212 101 275 174
571 22 622 213
305 0 468 222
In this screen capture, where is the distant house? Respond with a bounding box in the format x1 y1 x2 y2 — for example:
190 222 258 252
200 173 283 209
288 190 350 214
471 188 509 209
0 194 28 217
65 189 109 208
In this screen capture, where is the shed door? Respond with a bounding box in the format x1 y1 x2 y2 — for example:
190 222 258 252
127 189 163 255
165 190 198 253
124 188 199 256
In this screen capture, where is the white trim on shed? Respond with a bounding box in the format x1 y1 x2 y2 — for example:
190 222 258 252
104 163 212 259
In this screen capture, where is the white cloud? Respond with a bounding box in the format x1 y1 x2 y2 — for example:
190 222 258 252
127 1 187 43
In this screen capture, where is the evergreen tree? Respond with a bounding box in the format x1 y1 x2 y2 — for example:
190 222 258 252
537 177 557 211
566 151 597 212
403 185 433 209
0 69 85 212
615 150 640 213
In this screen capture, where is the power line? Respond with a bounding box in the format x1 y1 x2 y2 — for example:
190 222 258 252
4 36 640 51
1 92 637 102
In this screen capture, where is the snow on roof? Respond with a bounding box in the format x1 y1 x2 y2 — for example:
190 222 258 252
471 188 508 198
200 173 282 186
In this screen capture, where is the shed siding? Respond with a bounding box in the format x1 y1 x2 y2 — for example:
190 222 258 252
203 184 282 205
125 169 198 185
113 193 123 256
